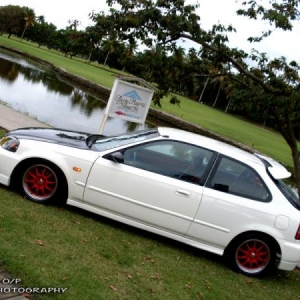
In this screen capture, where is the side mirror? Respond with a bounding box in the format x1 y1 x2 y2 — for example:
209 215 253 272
107 151 124 163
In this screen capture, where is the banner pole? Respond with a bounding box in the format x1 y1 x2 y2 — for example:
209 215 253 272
98 78 120 134
98 113 108 134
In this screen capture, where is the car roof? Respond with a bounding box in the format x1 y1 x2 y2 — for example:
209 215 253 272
157 127 264 166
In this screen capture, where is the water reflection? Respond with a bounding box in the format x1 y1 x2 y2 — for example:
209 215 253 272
0 49 153 135
0 56 19 82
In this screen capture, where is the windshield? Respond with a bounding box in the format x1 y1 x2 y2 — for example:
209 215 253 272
276 179 300 210
89 129 160 151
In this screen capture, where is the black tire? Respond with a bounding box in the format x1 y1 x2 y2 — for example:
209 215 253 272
20 161 66 204
225 233 277 277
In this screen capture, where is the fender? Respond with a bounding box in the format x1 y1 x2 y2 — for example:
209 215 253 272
9 139 100 200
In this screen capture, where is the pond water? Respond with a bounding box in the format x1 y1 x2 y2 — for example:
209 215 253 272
0 48 154 135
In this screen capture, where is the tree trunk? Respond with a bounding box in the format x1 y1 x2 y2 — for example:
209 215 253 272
179 82 183 94
103 52 109 66
279 118 300 198
225 98 232 113
198 78 209 102
88 50 93 63
291 145 300 198
20 25 28 41
212 85 221 107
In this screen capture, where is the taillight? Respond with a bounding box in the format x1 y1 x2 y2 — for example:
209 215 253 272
296 224 300 240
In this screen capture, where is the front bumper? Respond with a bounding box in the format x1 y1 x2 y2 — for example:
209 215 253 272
0 147 20 186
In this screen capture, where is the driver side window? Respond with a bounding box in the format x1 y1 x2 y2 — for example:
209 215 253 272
122 140 214 184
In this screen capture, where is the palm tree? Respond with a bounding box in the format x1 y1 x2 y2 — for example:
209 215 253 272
211 74 227 107
20 7 35 41
121 39 138 71
102 35 117 66
126 39 138 58
197 64 219 103
198 77 209 102
171 46 186 93
224 82 235 113
36 15 45 24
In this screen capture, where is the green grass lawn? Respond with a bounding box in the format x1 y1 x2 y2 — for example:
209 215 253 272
1 109 300 298
1 185 300 300
0 35 298 170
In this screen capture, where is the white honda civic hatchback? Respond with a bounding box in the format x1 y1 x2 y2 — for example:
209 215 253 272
0 127 299 277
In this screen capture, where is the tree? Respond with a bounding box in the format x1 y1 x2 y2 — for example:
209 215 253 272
20 7 35 41
27 20 57 48
51 29 70 54
210 71 231 110
84 26 102 62
101 34 118 66
120 38 138 71
36 15 45 23
0 5 25 38
88 11 115 63
104 0 300 196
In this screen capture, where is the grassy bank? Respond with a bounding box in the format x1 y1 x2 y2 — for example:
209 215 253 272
0 35 297 169
1 123 300 299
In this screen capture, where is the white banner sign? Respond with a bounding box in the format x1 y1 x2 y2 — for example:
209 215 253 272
106 78 154 123
98 77 155 134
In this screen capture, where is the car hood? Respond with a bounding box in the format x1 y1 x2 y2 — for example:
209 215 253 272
6 127 93 149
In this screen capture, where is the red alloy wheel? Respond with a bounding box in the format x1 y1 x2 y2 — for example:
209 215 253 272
22 164 58 201
235 238 271 274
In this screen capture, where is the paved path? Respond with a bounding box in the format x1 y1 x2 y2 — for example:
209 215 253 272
0 104 49 131
0 104 47 299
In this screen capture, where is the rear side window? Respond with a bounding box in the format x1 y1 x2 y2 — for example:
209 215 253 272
206 156 271 202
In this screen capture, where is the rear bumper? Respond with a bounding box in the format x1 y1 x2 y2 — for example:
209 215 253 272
277 238 300 271
278 260 300 271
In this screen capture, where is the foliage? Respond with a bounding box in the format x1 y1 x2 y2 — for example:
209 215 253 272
20 7 35 41
0 5 25 37
237 0 300 41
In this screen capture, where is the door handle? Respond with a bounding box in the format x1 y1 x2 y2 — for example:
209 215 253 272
175 190 191 197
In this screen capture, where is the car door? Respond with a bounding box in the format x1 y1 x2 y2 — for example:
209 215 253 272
83 139 215 235
186 155 272 247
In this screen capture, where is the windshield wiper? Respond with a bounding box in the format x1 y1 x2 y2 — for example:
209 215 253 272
86 134 106 148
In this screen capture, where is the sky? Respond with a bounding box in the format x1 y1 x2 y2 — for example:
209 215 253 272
1 0 300 61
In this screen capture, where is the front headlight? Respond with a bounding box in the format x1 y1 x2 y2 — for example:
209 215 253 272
0 136 20 152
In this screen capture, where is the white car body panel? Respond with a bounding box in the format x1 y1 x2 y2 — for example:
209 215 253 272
0 139 99 201
84 157 203 234
67 199 224 256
